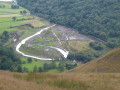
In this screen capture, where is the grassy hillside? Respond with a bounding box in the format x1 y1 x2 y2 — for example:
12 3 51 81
1 70 120 90
1 1 120 90
69 47 120 73
0 2 80 73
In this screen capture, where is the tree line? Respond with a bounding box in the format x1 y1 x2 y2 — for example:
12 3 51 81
22 59 77 73
0 5 5 8
11 5 19 9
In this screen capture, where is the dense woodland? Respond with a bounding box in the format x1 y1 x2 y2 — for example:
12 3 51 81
0 31 21 72
17 0 120 62
18 0 120 45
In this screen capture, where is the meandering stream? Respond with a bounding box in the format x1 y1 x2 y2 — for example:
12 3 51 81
16 25 69 60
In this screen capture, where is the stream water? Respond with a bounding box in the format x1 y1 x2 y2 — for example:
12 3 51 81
16 25 69 60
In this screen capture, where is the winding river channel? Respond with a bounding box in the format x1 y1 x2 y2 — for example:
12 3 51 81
16 25 69 60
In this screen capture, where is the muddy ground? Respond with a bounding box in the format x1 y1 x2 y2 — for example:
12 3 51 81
14 25 100 59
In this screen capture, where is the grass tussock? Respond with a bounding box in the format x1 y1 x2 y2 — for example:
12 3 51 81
48 79 89 90
13 73 89 90
0 70 120 90
12 72 120 90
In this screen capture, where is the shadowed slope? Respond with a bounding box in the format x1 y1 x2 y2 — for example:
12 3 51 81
68 47 120 73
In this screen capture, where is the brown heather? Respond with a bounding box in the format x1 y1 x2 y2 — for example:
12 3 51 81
1 47 120 90
0 70 120 90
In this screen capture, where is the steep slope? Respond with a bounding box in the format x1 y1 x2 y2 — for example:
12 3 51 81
18 0 120 44
69 47 120 73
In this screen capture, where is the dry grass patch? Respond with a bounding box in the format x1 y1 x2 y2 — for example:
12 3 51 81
13 72 120 90
68 41 91 51
25 20 46 28
0 14 22 18
0 71 120 90
0 71 63 90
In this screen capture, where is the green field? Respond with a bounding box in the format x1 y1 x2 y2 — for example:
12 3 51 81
22 60 52 71
0 2 48 34
22 57 78 73
0 16 30 22
0 2 28 13
21 56 66 73
61 41 91 53
0 12 13 14
0 2 28 33
0 2 83 73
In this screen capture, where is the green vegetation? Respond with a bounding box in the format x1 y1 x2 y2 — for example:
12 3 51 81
0 1 105 73
22 59 77 73
0 31 22 72
71 47 120 73
47 69 60 73
11 5 19 9
0 3 31 34
0 2 47 34
18 0 120 48
62 41 91 52
0 1 27 13
20 45 49 57
22 60 52 71
0 16 29 22
0 2 52 73
0 31 9 43
89 42 105 50
67 49 109 63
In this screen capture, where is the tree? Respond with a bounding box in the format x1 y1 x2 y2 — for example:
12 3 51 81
20 11 22 14
67 54 75 60
23 10 26 14
11 5 19 9
2 31 9 36
43 63 48 71
0 44 21 72
106 41 118 49
49 61 56 69
23 67 29 72
17 65 23 72
65 63 77 70
3 5 5 8
38 67 43 72
17 0 120 44
89 42 104 51
57 64 64 72
1 31 9 43
27 58 32 63
0 56 13 70
33 66 37 72
12 17 16 21
74 63 77 67
0 5 5 8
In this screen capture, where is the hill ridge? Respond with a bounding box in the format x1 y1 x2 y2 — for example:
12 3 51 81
68 47 120 73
